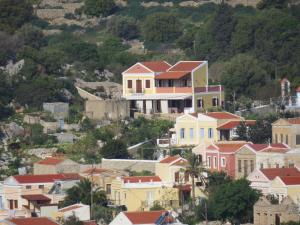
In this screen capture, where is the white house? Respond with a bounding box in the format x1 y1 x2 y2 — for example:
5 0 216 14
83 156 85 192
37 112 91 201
58 203 90 221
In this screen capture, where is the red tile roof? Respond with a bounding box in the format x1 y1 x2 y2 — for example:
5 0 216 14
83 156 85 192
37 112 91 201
13 173 81 184
206 112 240 120
21 194 51 201
8 217 59 225
168 61 204 72
37 157 64 165
287 117 300 125
218 120 256 130
159 155 180 164
124 210 170 224
140 61 171 72
59 204 83 212
261 148 289 153
280 176 300 185
123 176 161 183
207 143 246 153
248 143 289 152
261 168 300 180
154 71 190 80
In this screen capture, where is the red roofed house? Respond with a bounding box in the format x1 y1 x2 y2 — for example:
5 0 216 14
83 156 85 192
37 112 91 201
0 173 81 218
122 61 224 117
235 143 290 179
272 117 300 148
1 217 60 225
110 175 179 211
205 141 248 177
247 167 300 195
33 157 79 175
109 210 184 225
217 120 256 141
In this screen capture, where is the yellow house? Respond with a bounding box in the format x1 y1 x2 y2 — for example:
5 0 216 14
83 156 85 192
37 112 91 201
272 118 300 148
269 176 300 204
122 61 224 116
110 176 179 211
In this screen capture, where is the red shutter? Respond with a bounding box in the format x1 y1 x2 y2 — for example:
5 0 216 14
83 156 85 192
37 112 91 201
127 80 132 88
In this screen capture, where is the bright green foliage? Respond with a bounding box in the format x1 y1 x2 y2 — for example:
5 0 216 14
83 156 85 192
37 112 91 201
281 222 300 225
142 12 182 43
0 0 33 33
150 202 165 211
84 0 116 17
92 205 114 223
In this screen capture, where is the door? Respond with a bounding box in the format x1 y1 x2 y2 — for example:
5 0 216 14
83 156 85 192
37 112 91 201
136 80 142 93
156 100 161 113
143 100 146 114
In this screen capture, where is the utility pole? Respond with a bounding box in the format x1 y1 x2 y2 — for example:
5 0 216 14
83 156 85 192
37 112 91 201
90 162 94 219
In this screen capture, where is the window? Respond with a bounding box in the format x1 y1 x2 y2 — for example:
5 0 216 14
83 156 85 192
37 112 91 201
275 134 278 143
280 134 283 143
106 184 111 194
127 80 132 88
289 163 295 168
221 157 226 167
175 172 180 182
200 128 204 139
14 200 18 209
276 163 279 168
190 128 194 139
184 171 189 182
250 160 254 172
244 160 248 176
208 128 214 139
212 97 219 107
26 185 31 189
38 185 44 189
213 157 217 168
207 156 211 167
260 163 264 169
146 80 150 88
197 99 203 108
286 135 288 145
296 135 300 145
238 160 242 172
180 128 185 139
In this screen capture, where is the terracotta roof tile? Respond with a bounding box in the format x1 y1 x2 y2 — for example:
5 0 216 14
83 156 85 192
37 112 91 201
168 61 204 72
21 194 51 201
13 173 81 184
8 217 59 225
124 210 169 224
208 143 247 153
59 204 84 212
218 120 256 130
287 117 300 124
37 157 64 165
154 71 190 80
261 168 300 180
280 176 300 185
140 61 171 72
123 176 161 183
206 112 240 120
248 143 289 152
159 155 180 164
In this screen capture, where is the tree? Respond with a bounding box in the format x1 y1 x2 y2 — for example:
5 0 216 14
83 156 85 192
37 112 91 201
62 178 108 207
209 179 261 224
84 0 116 17
101 139 129 159
257 0 288 9
281 222 300 225
235 122 249 141
0 0 33 33
150 202 165 211
248 118 273 143
92 205 114 224
61 215 83 225
142 12 182 43
107 16 139 40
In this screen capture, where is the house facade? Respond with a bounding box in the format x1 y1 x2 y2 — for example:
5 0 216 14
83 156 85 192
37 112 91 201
122 61 224 116
272 117 300 148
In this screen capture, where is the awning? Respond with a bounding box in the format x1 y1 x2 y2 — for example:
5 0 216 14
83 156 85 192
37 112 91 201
155 71 190 80
21 194 51 201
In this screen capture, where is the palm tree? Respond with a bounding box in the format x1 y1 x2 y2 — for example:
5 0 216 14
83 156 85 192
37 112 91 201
185 152 207 210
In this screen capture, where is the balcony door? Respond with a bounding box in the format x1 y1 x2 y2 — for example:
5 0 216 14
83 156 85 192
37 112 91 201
136 80 142 93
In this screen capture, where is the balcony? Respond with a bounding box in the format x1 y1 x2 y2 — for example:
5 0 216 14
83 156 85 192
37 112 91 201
156 87 192 94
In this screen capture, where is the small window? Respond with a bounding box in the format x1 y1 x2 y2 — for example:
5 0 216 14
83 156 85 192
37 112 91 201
221 157 226 167
275 134 278 143
197 99 203 108
296 135 300 145
260 163 264 169
127 80 132 88
212 97 219 107
180 128 185 139
106 184 111 194
213 157 217 168
200 128 204 139
38 185 44 189
190 128 194 139
14 200 18 209
208 128 214 139
26 185 31 190
250 160 254 172
244 160 248 176
280 134 283 143
146 80 150 88
238 160 242 172
207 156 211 167
286 135 288 145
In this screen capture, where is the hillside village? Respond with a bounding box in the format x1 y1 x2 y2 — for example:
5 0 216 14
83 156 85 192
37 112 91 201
0 0 300 224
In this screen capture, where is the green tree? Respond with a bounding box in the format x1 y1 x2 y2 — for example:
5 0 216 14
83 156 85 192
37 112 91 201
62 178 108 207
257 0 288 9
0 0 33 33
142 12 182 43
281 222 300 225
92 205 114 224
209 179 261 224
248 118 273 143
235 122 249 141
150 202 165 211
84 0 116 17
61 215 83 225
107 16 139 40
101 139 129 159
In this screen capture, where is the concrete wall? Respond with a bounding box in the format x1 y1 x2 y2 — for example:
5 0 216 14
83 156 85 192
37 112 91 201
85 99 129 121
101 159 158 173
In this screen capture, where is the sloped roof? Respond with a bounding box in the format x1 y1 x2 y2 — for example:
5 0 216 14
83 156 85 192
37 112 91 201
261 168 300 180
36 157 65 165
249 143 289 152
168 61 204 72
206 112 240 120
13 173 81 184
280 176 300 185
217 120 256 130
287 117 300 125
59 203 86 212
123 210 170 224
140 61 171 72
207 142 247 153
159 155 181 164
123 176 161 183
154 71 190 80
8 217 59 225
21 194 51 201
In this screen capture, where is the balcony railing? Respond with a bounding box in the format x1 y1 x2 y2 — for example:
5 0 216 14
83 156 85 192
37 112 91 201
156 87 192 94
